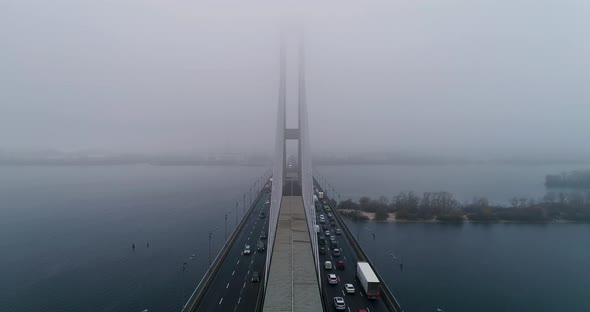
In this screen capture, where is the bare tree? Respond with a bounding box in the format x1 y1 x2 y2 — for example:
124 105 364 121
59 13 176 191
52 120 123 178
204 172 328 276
510 197 519 208
543 192 556 203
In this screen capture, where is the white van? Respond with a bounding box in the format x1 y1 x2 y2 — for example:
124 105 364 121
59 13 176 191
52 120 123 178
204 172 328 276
324 260 333 270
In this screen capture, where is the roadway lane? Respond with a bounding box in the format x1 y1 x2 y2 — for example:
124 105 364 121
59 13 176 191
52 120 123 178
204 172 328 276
314 185 391 312
196 191 271 312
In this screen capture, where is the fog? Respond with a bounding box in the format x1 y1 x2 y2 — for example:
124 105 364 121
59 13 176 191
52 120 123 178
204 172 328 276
1 0 589 158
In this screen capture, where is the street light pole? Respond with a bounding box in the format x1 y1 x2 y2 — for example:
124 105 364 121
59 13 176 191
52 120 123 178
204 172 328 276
224 213 228 241
356 215 362 239
208 231 213 266
390 252 403 272
372 232 376 268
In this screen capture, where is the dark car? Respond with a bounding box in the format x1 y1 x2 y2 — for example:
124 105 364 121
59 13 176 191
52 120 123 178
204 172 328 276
251 271 260 282
319 247 326 255
330 240 338 249
330 222 336 228
336 260 345 270
260 212 266 219
257 241 266 252
260 232 267 239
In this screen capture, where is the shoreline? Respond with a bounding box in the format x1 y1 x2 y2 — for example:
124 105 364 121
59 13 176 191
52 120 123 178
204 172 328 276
338 209 587 224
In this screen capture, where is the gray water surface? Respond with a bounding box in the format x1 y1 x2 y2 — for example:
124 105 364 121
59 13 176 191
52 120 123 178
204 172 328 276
1 164 589 312
319 164 590 312
0 165 266 312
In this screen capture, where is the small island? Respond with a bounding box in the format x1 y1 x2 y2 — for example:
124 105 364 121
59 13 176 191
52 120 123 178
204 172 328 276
336 190 590 223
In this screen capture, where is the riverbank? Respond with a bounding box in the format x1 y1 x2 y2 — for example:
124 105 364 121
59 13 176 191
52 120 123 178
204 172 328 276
335 190 590 223
338 209 585 223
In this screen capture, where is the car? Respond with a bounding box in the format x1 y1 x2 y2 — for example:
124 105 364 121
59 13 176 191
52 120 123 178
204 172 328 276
265 200 270 205
243 245 251 255
335 228 342 235
328 274 338 285
322 225 328 231
336 260 345 270
251 271 260 282
260 232 267 239
332 248 341 256
259 212 266 218
344 283 355 294
330 222 336 227
324 261 333 270
319 218 326 224
319 214 325 219
330 240 338 249
333 297 346 310
330 235 336 242
319 238 326 245
319 247 326 255
257 241 266 252
325 230 331 236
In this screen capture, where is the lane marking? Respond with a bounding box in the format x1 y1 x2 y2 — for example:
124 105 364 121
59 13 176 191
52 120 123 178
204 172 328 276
237 260 240 265
226 282 230 288
247 270 250 275
342 289 345 296
238 297 242 304
348 307 351 312
219 298 223 305
251 259 254 264
232 270 235 276
243 282 246 288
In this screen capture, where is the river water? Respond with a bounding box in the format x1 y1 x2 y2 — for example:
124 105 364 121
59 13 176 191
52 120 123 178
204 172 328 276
0 164 589 311
319 164 590 312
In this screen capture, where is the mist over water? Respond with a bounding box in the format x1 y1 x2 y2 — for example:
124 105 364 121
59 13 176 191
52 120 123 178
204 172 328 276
2 1 590 311
316 164 590 205
0 165 266 312
2 164 589 311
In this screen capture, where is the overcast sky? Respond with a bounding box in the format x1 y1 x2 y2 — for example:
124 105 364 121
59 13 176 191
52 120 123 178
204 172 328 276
1 0 589 157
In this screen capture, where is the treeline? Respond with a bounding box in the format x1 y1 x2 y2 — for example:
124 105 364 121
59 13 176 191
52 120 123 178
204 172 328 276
337 191 590 222
546 170 590 188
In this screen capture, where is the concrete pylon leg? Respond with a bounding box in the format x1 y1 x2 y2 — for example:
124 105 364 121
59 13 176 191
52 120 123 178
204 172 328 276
264 29 322 311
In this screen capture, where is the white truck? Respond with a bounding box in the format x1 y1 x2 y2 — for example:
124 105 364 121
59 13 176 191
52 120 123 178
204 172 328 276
357 261 381 299
318 191 324 199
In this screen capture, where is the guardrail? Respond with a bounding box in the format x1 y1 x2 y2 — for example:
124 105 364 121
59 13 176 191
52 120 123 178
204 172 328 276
314 180 404 312
254 274 266 311
181 182 268 312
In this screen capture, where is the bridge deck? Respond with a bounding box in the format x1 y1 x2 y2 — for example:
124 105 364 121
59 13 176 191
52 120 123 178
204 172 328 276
263 196 322 312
